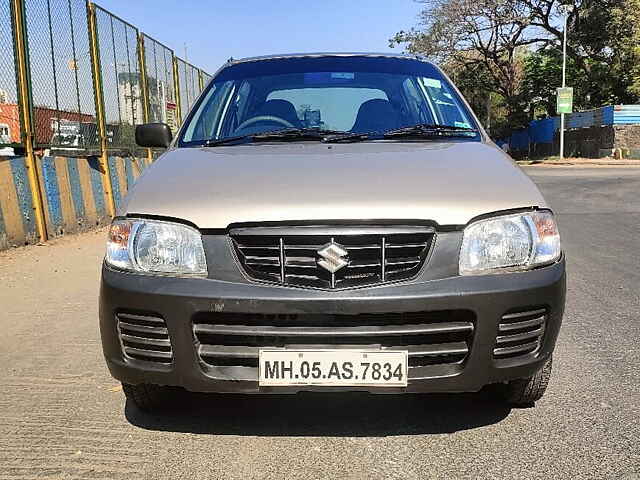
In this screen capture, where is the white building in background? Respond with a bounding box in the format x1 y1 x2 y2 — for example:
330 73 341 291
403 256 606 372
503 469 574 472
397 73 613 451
148 78 167 123
117 72 144 126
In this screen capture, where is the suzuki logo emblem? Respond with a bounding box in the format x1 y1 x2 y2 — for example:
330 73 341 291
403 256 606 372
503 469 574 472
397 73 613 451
317 242 349 273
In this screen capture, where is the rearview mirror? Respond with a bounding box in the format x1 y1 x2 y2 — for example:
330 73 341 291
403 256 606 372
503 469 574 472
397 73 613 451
135 123 173 148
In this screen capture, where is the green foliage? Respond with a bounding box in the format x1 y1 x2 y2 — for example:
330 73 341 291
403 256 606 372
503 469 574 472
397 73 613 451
391 0 640 136
521 49 586 117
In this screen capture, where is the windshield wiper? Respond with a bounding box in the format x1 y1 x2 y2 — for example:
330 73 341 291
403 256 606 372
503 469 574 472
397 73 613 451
382 123 478 139
203 128 348 147
322 132 374 143
321 123 478 144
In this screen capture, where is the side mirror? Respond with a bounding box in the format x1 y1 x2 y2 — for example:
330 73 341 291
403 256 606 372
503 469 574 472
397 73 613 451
135 123 173 148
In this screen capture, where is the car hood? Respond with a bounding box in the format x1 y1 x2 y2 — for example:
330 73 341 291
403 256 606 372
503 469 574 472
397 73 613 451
122 141 547 228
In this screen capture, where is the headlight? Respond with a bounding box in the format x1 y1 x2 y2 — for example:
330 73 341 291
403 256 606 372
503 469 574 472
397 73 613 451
106 219 207 276
459 210 560 275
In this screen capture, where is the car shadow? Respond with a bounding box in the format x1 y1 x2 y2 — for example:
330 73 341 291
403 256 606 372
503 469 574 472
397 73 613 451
124 388 512 436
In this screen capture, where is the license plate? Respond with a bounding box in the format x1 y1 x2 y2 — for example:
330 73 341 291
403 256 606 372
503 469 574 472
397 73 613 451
258 349 408 387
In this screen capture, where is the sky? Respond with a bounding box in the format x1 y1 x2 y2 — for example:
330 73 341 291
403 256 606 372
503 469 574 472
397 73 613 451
94 0 425 74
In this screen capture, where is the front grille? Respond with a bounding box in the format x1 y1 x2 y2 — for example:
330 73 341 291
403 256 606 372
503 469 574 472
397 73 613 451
231 225 435 289
493 307 547 359
116 312 173 364
193 310 474 371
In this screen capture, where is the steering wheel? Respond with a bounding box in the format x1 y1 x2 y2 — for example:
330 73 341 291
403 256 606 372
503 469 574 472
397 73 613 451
235 115 294 132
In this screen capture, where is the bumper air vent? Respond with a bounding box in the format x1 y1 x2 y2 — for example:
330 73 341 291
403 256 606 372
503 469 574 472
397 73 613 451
116 312 173 364
230 225 435 290
493 307 547 359
192 310 475 374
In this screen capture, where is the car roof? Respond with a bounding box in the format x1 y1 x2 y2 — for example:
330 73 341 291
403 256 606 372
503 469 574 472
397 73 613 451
225 52 432 66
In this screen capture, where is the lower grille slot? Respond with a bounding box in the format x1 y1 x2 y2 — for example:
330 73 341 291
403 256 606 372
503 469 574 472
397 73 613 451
116 312 173 364
493 307 547 359
193 310 474 371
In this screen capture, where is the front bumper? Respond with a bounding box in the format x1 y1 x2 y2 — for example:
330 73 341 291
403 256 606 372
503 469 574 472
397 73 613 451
99 257 566 394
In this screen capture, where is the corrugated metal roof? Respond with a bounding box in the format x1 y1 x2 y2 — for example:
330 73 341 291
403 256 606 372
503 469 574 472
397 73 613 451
613 105 640 125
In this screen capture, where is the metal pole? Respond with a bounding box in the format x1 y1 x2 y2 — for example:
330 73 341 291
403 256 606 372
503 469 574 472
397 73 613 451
137 33 153 164
486 92 491 135
87 2 116 218
559 12 568 160
198 69 204 93
172 56 182 125
11 0 48 242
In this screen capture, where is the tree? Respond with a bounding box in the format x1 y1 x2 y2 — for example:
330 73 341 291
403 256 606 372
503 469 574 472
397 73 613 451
523 0 640 105
390 0 535 130
391 0 640 135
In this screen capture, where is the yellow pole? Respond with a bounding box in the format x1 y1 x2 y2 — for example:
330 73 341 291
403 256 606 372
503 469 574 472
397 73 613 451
87 2 116 218
137 33 153 164
11 0 47 242
172 56 182 125
198 69 204 92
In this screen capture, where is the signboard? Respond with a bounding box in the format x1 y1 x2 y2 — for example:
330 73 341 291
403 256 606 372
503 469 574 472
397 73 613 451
556 87 573 114
166 102 177 133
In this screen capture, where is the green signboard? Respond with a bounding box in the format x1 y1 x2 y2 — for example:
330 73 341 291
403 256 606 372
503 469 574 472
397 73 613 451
556 87 573 114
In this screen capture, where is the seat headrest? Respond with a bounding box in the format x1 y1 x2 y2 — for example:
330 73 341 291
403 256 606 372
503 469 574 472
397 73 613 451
351 99 400 133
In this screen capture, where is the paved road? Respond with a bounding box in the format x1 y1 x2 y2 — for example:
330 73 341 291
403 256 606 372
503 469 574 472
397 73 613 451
1 167 638 480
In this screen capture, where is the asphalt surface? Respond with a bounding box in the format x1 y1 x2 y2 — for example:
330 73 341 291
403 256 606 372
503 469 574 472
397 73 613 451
0 166 638 480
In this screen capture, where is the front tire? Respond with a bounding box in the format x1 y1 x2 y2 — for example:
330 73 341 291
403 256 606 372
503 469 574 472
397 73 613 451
497 356 553 407
122 383 174 412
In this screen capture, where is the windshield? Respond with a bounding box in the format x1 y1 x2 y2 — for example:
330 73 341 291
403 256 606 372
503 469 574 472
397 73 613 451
179 56 480 145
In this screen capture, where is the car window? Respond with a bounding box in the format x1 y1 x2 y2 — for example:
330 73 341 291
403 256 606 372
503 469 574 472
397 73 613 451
267 88 387 131
417 77 473 129
179 56 479 145
183 81 233 142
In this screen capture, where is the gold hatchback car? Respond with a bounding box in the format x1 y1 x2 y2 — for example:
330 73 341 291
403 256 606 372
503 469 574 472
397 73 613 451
100 53 565 411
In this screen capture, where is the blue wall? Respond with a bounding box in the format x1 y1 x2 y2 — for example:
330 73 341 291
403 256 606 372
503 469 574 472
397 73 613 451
497 104 640 155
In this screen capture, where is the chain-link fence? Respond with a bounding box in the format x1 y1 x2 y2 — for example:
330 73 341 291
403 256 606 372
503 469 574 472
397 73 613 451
94 5 143 153
142 34 178 132
1 0 21 147
1 0 212 156
201 71 213 88
176 57 202 120
24 0 98 152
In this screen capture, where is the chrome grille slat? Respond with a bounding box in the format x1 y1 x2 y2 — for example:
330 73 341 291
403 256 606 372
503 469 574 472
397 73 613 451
494 308 548 359
496 327 544 344
118 322 168 335
193 321 474 337
198 341 470 359
116 312 173 364
116 313 166 325
232 225 434 290
120 333 172 347
123 347 173 360
498 316 545 332
493 340 541 357
502 308 547 320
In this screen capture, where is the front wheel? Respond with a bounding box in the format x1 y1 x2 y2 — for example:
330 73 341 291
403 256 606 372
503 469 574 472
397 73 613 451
122 383 175 412
496 356 553 407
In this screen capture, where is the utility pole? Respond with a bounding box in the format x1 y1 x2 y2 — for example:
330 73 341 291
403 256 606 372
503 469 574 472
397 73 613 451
486 92 491 135
559 8 569 160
